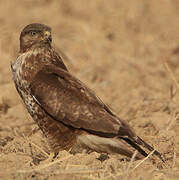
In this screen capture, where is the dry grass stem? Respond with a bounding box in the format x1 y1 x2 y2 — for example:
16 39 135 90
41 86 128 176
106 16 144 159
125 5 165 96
163 61 179 90
28 140 49 157
166 112 179 131
172 152 176 169
132 150 155 171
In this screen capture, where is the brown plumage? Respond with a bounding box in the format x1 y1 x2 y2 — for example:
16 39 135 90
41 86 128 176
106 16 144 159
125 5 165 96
11 23 164 161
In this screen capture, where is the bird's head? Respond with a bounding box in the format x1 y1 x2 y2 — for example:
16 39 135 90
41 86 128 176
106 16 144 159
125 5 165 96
20 23 52 53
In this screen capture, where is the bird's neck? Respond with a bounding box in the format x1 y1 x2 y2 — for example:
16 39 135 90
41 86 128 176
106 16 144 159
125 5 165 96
20 41 51 53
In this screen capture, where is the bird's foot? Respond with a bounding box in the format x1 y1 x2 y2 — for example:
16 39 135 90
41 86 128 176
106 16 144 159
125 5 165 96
41 152 59 164
97 153 109 162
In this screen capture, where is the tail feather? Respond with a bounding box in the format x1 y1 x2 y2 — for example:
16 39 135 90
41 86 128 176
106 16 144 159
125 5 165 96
118 120 164 162
120 137 148 157
135 136 165 162
119 136 164 162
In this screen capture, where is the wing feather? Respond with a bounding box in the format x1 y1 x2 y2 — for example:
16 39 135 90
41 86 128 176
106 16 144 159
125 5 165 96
30 64 121 135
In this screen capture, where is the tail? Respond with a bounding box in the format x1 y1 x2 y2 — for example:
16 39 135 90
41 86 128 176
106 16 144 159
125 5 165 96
120 136 165 162
135 136 165 162
116 118 165 162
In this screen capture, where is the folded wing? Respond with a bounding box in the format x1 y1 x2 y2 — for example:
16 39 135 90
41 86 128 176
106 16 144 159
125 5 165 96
29 64 164 161
30 64 125 136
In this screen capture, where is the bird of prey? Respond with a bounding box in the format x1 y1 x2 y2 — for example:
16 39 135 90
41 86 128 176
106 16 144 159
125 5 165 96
11 23 163 161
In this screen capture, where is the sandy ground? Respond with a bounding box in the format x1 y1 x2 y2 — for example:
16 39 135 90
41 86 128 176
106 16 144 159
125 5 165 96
0 0 179 179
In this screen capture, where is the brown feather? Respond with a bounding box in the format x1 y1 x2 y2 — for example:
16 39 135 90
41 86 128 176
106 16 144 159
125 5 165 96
11 23 164 161
30 64 121 135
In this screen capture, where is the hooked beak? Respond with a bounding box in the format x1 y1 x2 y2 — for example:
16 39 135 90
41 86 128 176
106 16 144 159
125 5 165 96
44 31 52 43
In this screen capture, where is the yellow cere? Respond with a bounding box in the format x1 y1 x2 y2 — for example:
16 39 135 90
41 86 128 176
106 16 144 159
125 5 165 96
44 31 51 36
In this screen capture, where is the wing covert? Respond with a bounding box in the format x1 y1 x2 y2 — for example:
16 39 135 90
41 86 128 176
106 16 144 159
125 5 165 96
30 64 121 135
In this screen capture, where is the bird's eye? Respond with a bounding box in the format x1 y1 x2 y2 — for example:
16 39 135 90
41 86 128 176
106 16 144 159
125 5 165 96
30 31 37 36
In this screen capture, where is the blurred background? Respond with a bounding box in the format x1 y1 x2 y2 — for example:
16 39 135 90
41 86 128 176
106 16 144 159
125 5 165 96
1 0 179 103
0 0 179 179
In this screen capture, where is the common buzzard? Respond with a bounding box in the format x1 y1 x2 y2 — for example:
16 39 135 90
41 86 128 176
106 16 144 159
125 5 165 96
11 23 163 161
